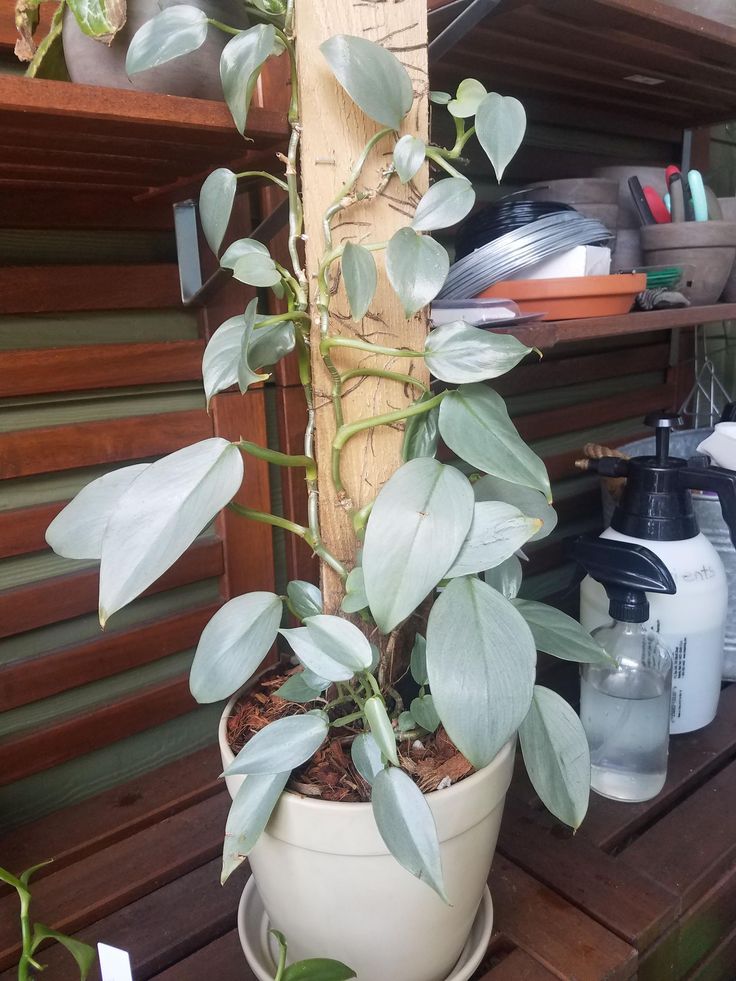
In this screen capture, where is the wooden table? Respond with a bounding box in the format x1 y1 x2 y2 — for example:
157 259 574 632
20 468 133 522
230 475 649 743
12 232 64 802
1 685 734 980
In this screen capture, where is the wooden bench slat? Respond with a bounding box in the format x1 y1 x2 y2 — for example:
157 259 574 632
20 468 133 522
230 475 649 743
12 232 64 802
0 409 212 479
1 341 204 398
478 946 560 980
0 536 223 637
150 929 255 981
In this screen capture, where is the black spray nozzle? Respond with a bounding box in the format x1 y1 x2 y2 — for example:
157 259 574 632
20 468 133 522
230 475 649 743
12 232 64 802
644 411 682 465
569 537 676 624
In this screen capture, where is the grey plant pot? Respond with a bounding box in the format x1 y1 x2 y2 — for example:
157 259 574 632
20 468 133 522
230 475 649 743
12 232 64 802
594 166 669 230
641 221 736 306
718 200 736 301
527 178 618 205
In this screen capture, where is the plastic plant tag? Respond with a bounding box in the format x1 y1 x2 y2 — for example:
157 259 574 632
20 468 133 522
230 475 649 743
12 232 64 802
98 943 133 981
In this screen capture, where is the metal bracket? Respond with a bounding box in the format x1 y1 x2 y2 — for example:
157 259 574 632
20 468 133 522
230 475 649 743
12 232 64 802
173 197 290 307
428 0 503 62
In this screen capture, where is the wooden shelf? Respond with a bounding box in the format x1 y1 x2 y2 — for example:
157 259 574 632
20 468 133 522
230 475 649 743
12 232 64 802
0 74 288 196
430 0 736 130
498 303 736 349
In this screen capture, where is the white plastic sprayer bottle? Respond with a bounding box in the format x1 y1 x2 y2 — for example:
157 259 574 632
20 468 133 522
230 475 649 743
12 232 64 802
579 414 736 734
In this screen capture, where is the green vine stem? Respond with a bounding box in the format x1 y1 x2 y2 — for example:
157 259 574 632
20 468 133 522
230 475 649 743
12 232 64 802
340 367 428 394
323 336 424 359
235 169 289 191
424 147 465 179
228 502 311 542
238 439 316 478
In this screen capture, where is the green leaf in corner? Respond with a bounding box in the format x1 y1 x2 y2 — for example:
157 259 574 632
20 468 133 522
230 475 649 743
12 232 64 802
364 696 399 767
402 393 440 462
125 6 208 74
411 178 475 233
222 770 290 882
371 766 447 902
394 134 426 184
448 78 487 119
386 228 450 319
320 35 413 130
342 242 377 321
220 24 276 134
519 686 590 829
199 167 237 256
475 92 527 182
513 599 612 665
286 580 322 621
31 924 96 980
424 321 532 384
439 384 551 500
283 959 356 981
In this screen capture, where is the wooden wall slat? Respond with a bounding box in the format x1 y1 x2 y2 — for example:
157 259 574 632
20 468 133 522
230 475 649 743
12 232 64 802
0 340 205 397
0 410 212 479
0 191 174 231
275 385 318 584
0 537 223 638
0 501 65 559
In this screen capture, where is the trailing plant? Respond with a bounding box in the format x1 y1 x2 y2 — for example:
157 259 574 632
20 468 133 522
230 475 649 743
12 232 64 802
271 930 355 981
14 0 127 77
47 0 612 902
1 862 96 980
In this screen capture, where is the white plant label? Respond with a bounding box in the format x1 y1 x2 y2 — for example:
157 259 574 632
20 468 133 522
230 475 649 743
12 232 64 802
98 943 134 981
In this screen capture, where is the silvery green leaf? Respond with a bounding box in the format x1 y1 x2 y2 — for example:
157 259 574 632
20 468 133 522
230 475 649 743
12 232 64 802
342 242 377 321
274 671 325 704
304 615 373 672
223 711 329 776
410 633 427 686
519 686 590 829
475 92 527 182
424 321 532 383
189 592 283 703
287 580 322 621
368 643 380 673
444 501 540 579
411 178 475 233
282 960 356 981
362 458 474 633
233 252 282 288
473 474 557 542
320 35 413 130
402 394 439 462
221 770 289 882
483 555 523 599
99 438 244 624
429 90 451 105
394 135 426 183
364 696 399 767
220 24 276 134
200 167 236 256
398 711 416 733
46 462 149 560
221 237 270 270
238 298 267 393
125 6 208 75
202 314 245 407
386 228 449 318
411 694 440 733
280 627 355 682
426 576 536 768
351 732 384 785
30 924 95 980
341 567 369 614
448 78 487 119
371 766 447 902
249 321 295 371
439 384 551 500
513 599 611 665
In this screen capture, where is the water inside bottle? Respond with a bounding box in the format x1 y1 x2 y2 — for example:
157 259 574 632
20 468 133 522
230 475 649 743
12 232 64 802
580 667 670 802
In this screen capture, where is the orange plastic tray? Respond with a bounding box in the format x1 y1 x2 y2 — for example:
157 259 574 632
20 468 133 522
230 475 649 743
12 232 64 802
476 273 647 321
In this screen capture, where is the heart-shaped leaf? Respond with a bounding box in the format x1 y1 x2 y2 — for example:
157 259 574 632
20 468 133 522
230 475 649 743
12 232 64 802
484 555 523 599
222 770 290 882
371 766 447 902
283 960 356 981
274 669 328 704
386 227 449 318
448 78 487 119
220 24 276 134
424 321 532 383
364 696 399 766
444 501 540 579
402 393 440 462
287 580 322 621
411 178 475 233
30 924 96 980
280 627 355 682
46 462 149 560
398 711 416 732
351 732 385 785
341 567 369 614
249 321 295 370
426 575 536 768
473 474 557 542
233 252 282 288
202 314 245 407
199 167 237 256
475 92 527 182
513 599 611 665
519 686 590 828
237 298 268 393
429 91 451 105
394 134 426 183
410 633 428 686
99 438 244 624
303 615 373 672
411 694 440 733
221 237 270 270
362 458 474 633
126 5 208 75
224 711 329 776
439 384 551 500
189 592 283 703
320 35 413 130
342 242 377 321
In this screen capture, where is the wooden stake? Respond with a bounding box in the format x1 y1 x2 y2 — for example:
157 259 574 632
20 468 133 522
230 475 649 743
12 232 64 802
294 0 430 614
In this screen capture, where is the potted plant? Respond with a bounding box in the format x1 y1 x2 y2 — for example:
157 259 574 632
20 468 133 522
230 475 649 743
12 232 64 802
46 2 609 978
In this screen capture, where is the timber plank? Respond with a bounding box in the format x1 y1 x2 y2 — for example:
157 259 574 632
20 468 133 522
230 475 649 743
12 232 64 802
0 676 197 787
0 603 220 711
0 536 223 638
477 947 559 980
0 409 212 479
151 929 255 981
0 264 181 314
0 500 64 559
0 341 204 397
0 792 229 971
488 854 637 979
686 924 736 980
274 385 318 584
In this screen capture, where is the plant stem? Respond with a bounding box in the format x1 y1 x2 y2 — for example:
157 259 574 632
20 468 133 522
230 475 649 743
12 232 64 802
322 127 395 247
340 366 428 393
330 709 365 728
228 502 311 542
323 336 424 359
238 439 316 478
206 17 240 34
235 170 289 191
424 147 465 179
255 311 310 329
